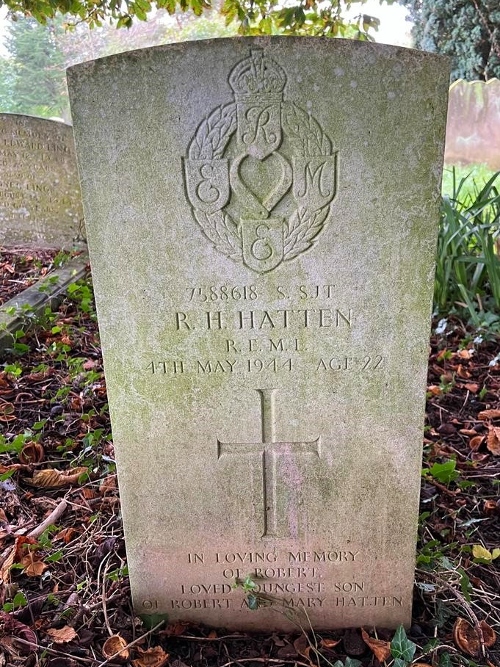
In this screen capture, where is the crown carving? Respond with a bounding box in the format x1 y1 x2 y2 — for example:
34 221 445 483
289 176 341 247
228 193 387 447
229 49 286 102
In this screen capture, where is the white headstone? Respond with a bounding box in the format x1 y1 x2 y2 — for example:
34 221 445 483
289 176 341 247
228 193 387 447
67 38 449 631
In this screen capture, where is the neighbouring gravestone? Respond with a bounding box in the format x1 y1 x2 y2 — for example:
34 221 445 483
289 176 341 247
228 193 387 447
67 38 449 631
445 79 500 170
0 114 85 248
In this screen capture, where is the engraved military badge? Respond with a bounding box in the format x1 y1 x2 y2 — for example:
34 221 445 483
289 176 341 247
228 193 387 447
183 49 338 274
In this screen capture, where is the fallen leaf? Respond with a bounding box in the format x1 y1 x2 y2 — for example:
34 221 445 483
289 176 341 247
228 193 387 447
21 553 48 577
456 364 470 379
0 611 37 654
293 634 311 661
483 499 500 516
0 401 16 422
28 467 88 488
55 527 78 544
162 621 190 637
453 618 496 656
320 637 341 649
478 409 500 420
0 546 15 584
469 435 485 451
486 427 500 455
100 475 117 495
46 626 78 644
427 385 442 396
102 634 129 662
81 487 99 500
132 646 169 667
460 429 478 436
69 396 83 411
464 383 479 393
361 628 391 662
19 441 44 464
472 544 494 561
23 370 52 382
276 642 298 658
458 349 474 359
14 536 39 562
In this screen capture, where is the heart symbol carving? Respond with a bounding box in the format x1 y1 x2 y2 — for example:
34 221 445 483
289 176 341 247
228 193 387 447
230 152 292 219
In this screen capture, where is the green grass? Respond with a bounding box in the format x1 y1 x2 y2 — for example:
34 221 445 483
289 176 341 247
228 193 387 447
442 163 497 199
435 165 500 327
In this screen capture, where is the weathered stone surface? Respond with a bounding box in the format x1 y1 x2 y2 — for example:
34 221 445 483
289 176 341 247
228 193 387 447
0 114 85 248
67 38 449 631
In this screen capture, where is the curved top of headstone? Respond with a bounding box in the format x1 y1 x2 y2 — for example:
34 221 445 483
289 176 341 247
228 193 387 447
0 113 85 249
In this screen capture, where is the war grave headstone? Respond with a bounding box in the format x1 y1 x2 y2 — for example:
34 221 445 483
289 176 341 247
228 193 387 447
67 38 449 631
0 114 84 248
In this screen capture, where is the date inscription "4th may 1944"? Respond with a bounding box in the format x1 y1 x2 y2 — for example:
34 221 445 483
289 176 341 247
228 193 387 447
146 355 385 375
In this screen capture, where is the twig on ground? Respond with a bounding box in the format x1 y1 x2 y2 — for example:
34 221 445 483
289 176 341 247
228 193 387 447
13 638 96 664
424 478 459 497
419 569 487 657
219 659 312 667
417 643 459 658
97 551 114 637
176 634 253 641
27 499 68 539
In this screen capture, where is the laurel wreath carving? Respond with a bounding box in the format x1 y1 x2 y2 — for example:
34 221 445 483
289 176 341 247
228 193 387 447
187 104 242 258
186 100 334 264
193 210 242 259
281 102 332 157
188 103 237 161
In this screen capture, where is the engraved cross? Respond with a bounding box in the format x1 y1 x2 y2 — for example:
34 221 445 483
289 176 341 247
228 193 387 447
217 389 320 537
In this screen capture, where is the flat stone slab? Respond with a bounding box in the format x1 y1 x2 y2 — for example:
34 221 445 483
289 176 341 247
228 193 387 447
0 255 88 354
67 38 449 631
0 114 85 248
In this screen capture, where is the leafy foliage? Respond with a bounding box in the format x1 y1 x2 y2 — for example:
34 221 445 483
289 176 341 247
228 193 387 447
391 625 417 664
0 0 392 37
423 459 460 485
0 16 68 118
399 0 500 80
220 0 388 38
435 169 500 326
